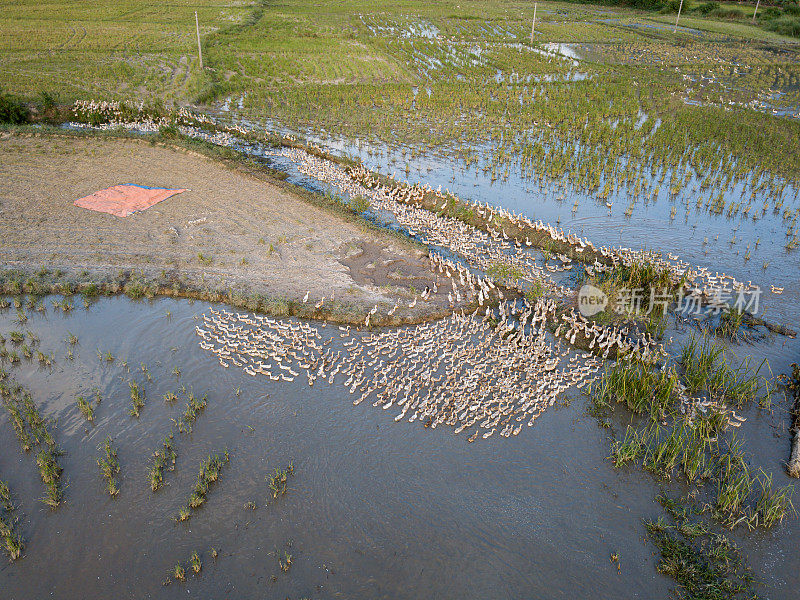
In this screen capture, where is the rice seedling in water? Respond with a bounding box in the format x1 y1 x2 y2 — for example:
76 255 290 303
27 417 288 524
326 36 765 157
36 447 64 508
35 350 53 366
190 551 202 574
175 392 208 434
148 433 177 492
280 551 293 572
97 437 120 496
76 396 94 422
0 480 24 561
267 462 294 500
128 380 146 418
176 451 229 522
1 381 64 507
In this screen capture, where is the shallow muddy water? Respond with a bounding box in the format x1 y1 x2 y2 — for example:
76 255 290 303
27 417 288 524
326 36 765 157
0 296 678 599
0 288 797 599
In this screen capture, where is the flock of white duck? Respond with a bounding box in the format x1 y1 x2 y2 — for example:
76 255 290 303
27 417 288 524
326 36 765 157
197 300 604 441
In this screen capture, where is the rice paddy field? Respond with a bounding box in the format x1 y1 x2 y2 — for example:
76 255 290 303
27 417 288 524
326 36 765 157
3 0 800 598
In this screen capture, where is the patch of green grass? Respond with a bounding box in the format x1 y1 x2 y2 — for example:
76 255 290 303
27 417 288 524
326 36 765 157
591 355 677 420
128 380 146 418
148 432 177 492
97 437 120 496
0 480 25 561
646 516 757 600
176 451 229 522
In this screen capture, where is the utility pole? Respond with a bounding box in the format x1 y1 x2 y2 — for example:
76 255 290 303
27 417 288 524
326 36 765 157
530 3 537 43
195 11 203 69
673 0 684 34
753 0 760 23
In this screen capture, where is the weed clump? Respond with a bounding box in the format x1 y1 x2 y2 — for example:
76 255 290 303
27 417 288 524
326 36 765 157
646 515 756 600
267 462 294 500
148 433 177 492
176 451 229 521
97 437 120 496
0 481 24 561
128 380 146 417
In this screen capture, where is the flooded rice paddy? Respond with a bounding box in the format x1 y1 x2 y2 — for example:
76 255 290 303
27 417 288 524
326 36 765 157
1 296 672 599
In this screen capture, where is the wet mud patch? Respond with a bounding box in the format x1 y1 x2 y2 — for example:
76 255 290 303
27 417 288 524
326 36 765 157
338 240 452 308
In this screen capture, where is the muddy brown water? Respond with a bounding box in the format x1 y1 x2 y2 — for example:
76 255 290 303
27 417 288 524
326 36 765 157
0 294 798 599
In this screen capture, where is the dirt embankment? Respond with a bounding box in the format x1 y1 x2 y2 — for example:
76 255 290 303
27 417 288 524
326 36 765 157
0 132 456 324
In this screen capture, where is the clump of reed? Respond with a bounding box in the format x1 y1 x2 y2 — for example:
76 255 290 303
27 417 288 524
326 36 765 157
128 380 146 418
0 480 24 561
97 437 120 496
267 462 294 500
148 433 177 492
176 451 229 521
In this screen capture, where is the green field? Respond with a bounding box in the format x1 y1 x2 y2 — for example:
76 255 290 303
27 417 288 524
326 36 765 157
1 0 796 102
2 0 800 207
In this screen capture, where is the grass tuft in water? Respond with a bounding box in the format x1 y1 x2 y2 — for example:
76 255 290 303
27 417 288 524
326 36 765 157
267 461 294 500
128 380 146 418
176 451 229 522
0 480 24 561
148 433 177 492
97 437 120 496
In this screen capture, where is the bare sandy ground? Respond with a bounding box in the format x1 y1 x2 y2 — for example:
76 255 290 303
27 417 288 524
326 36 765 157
0 132 454 321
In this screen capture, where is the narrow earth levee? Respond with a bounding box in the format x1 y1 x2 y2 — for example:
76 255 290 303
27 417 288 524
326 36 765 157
0 132 456 324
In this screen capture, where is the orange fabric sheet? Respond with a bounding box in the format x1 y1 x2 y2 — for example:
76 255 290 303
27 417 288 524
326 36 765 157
74 184 187 217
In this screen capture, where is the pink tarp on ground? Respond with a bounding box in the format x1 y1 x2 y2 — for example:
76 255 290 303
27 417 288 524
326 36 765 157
74 184 187 217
